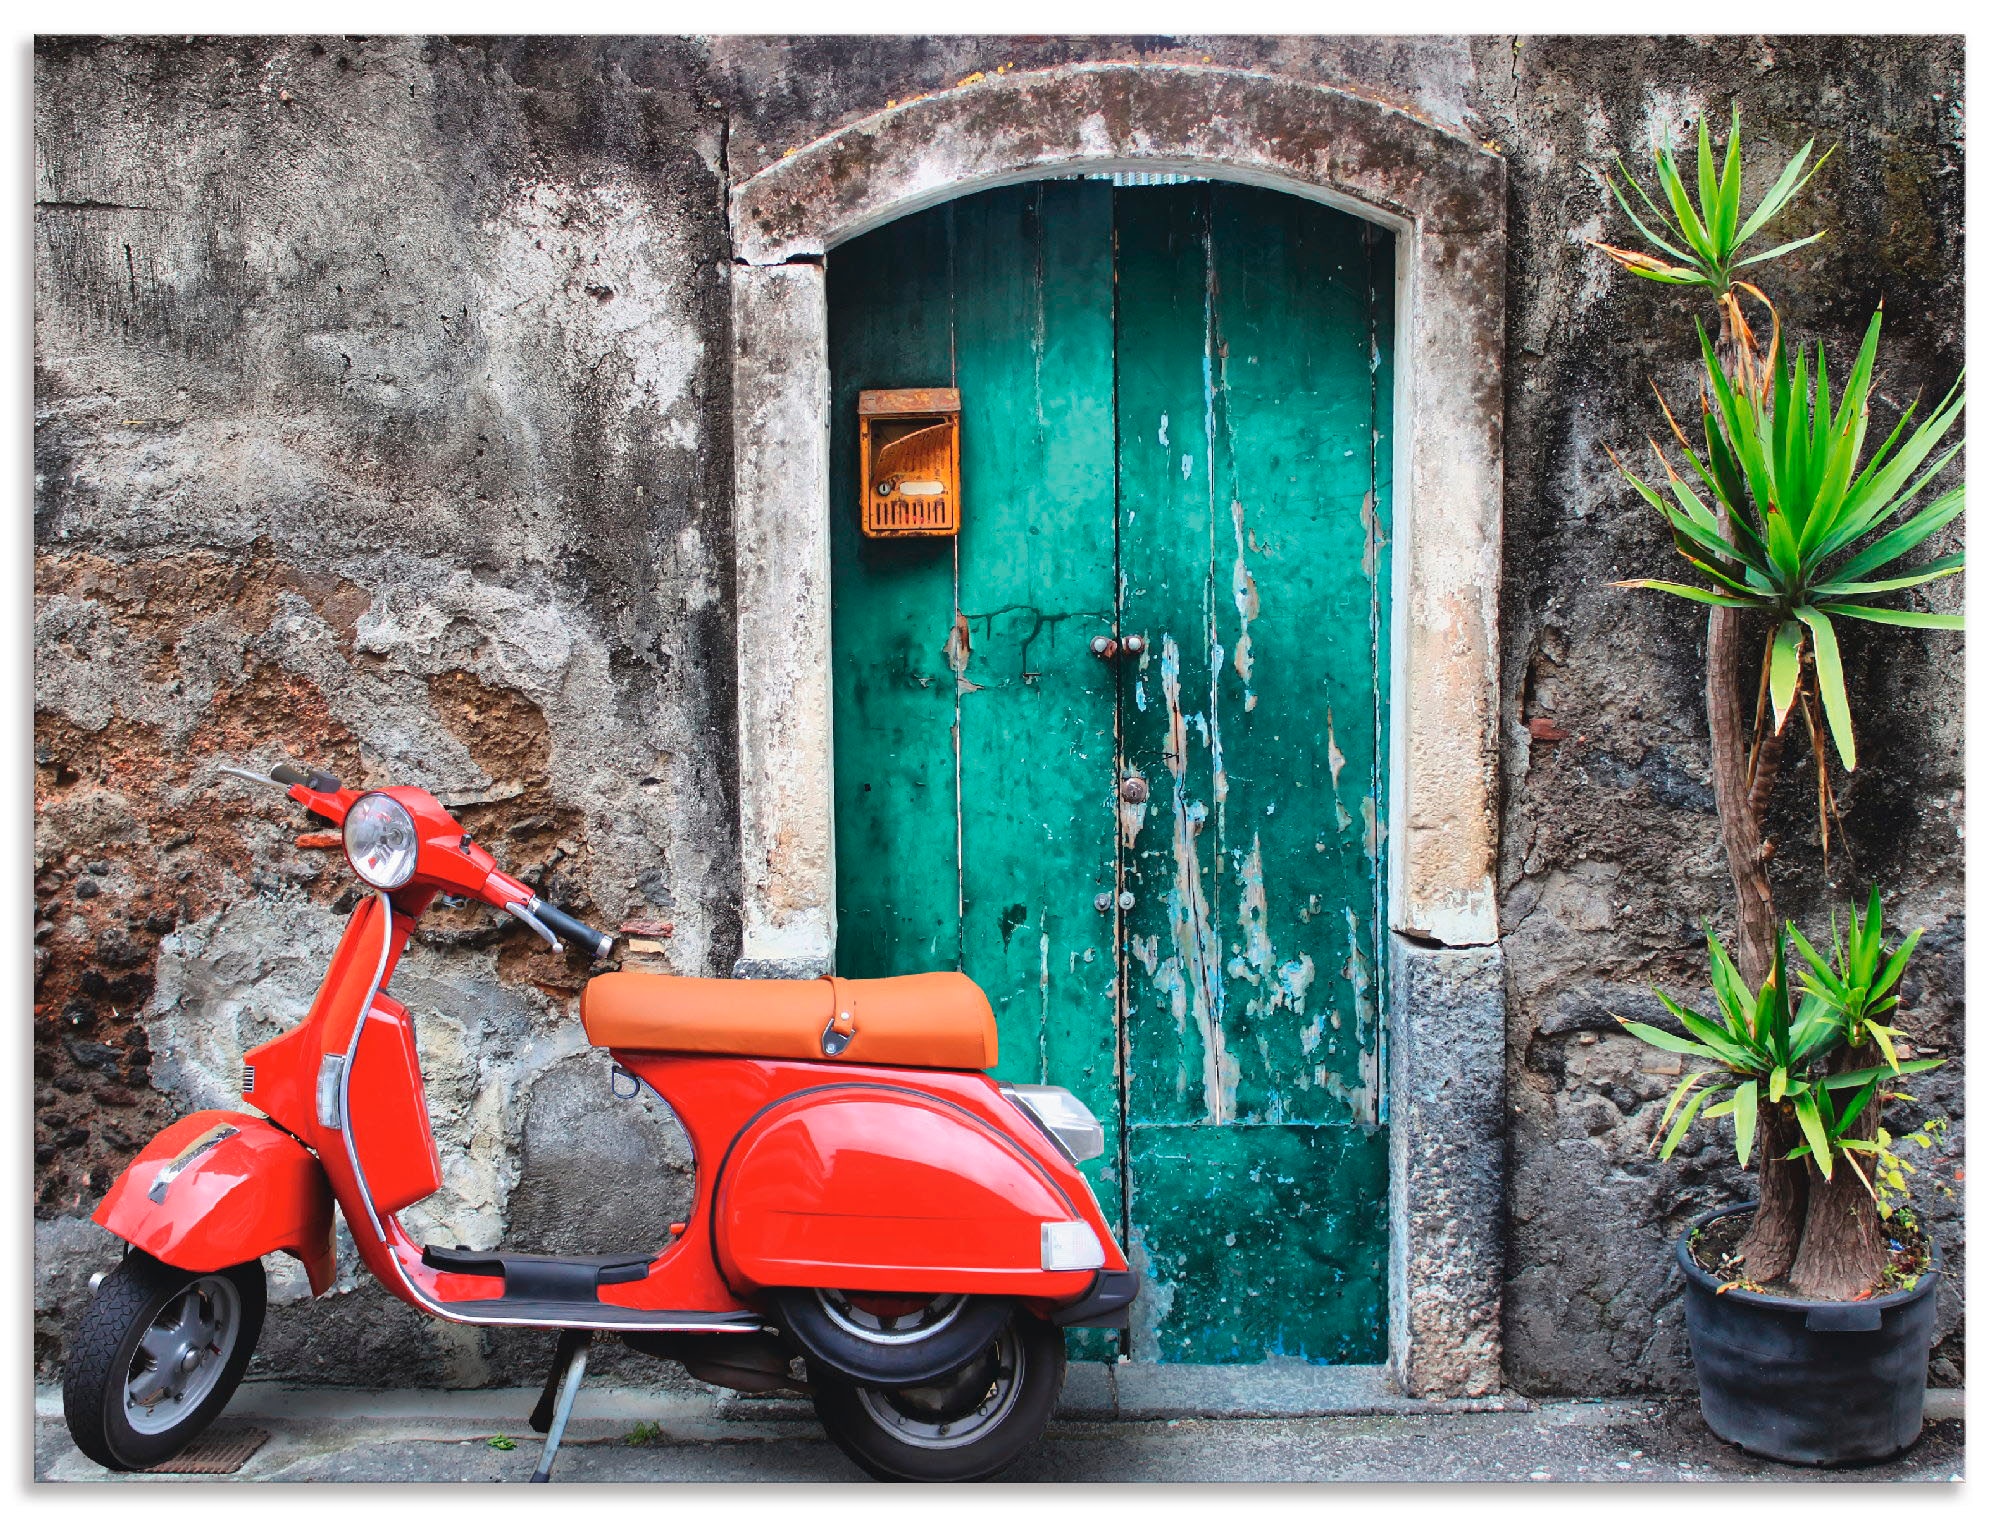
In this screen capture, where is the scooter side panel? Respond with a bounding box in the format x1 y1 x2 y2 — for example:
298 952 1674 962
713 1085 1100 1299
348 994 443 1214
93 1111 338 1294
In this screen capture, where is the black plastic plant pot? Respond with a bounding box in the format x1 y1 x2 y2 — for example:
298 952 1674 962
1676 1202 1937 1467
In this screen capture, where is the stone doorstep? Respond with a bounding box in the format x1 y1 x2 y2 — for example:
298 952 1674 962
30 1376 1965 1433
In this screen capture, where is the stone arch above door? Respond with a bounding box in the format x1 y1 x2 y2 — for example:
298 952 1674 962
728 62 1506 975
722 64 1509 1399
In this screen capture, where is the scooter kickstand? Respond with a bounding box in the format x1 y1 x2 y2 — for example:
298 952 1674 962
528 1328 592 1483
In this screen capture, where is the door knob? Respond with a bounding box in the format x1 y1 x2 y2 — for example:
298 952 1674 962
1119 776 1149 803
1090 635 1118 660
1094 890 1137 913
1120 633 1145 656
1094 892 1113 913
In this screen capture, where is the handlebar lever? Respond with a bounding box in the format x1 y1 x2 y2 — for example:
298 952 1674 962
505 900 563 954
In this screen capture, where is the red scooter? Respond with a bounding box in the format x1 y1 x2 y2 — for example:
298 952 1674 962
62 761 1133 1481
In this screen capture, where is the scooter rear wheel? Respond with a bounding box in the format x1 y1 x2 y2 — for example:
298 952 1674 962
809 1308 1066 1481
62 1250 266 1472
772 1287 1013 1386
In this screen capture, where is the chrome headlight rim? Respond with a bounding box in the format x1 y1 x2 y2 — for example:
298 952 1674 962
342 791 419 890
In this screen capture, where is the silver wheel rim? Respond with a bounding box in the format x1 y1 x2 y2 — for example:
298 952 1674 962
857 1320 1024 1450
817 1288 967 1346
124 1275 241 1434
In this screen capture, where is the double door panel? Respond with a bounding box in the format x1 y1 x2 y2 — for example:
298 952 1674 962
828 179 1393 1364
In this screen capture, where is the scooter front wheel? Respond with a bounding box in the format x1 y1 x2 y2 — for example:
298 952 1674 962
809 1308 1065 1481
62 1249 266 1471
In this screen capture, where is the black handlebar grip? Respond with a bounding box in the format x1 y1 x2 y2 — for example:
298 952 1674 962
530 899 616 961
269 762 342 792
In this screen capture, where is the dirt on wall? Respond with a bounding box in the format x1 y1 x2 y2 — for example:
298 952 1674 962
34 548 368 1215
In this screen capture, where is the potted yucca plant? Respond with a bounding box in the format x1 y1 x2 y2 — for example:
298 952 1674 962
1592 107 1963 1465
1623 896 1944 1463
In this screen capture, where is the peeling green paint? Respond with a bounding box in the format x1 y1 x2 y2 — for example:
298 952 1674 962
829 179 1392 1364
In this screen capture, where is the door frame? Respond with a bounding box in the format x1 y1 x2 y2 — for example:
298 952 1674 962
724 63 1507 1397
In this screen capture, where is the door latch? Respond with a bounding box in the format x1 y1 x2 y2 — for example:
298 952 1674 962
1093 891 1137 913
1089 633 1147 660
1119 776 1149 803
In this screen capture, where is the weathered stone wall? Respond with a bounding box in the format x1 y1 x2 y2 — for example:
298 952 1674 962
33 35 738 1389
1479 36 1966 1396
35 35 1963 1396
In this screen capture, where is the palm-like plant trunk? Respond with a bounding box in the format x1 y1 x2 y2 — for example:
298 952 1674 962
1706 304 1809 1281
1707 604 1777 982
1788 1043 1889 1299
1708 602 1806 1279
1738 1102 1809 1282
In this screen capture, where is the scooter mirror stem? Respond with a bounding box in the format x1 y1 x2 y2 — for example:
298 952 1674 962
217 764 295 791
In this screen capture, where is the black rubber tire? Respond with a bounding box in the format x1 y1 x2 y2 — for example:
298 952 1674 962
771 1288 1014 1387
809 1309 1066 1482
62 1250 266 1472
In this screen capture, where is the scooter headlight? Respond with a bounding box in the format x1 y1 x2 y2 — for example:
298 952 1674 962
343 792 419 889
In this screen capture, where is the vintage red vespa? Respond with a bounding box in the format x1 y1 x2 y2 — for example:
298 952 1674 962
63 761 1134 1481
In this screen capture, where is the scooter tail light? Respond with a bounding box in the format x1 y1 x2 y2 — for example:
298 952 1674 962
1003 1084 1106 1164
1041 1220 1106 1272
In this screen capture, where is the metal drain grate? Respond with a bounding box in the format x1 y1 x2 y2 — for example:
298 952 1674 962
145 1425 270 1475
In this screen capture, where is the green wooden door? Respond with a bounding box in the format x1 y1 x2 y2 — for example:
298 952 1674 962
828 179 1393 1365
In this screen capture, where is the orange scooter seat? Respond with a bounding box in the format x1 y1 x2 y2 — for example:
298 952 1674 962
580 971 998 1071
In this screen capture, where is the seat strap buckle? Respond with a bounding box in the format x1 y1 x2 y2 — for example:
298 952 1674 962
820 1006 857 1057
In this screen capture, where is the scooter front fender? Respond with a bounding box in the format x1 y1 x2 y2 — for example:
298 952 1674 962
93 1110 337 1295
713 1084 1105 1301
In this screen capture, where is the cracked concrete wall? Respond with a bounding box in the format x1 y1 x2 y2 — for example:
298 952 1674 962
36 35 1963 1396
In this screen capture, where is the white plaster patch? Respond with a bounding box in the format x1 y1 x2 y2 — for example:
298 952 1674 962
484 176 704 449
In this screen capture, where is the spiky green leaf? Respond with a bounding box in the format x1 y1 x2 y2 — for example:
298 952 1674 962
1615 1016 1714 1060
1614 579 1761 608
1769 619 1803 731
1796 606 1855 769
1660 1077 1720 1161
1794 1093 1834 1178
1736 139 1832 244
1823 606 1963 630
1732 1080 1759 1168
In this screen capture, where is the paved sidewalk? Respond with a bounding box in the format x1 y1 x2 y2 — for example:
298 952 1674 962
35 1380 1964 1483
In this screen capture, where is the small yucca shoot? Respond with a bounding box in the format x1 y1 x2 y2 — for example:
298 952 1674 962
1786 886 1926 1071
1617 923 1941 1180
1591 104 1834 299
1615 932 1837 1168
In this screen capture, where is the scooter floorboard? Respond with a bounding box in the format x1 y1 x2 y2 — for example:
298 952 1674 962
429 1299 764 1331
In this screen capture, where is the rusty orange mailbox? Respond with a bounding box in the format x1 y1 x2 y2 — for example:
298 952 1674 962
858 388 961 538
